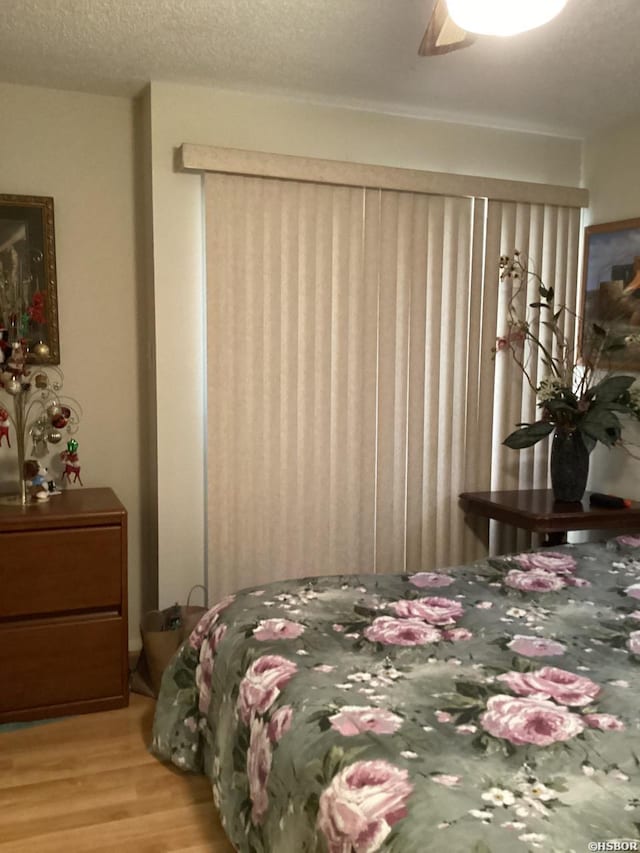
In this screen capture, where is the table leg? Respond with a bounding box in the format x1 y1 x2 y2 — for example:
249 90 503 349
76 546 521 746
463 513 490 554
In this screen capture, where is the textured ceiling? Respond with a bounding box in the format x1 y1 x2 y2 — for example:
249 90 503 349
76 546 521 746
0 0 638 136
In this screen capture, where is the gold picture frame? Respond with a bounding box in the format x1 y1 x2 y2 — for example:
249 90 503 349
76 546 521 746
0 193 60 364
582 217 640 369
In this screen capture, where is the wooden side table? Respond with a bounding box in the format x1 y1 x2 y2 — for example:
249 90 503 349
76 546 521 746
0 487 128 722
459 489 640 546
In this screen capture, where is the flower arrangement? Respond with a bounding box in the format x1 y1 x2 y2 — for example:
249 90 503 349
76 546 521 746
495 251 640 454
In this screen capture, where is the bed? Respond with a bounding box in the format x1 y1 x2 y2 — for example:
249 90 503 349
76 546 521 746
152 538 640 852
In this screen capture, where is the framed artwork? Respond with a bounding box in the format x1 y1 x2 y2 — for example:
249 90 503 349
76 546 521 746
582 217 640 369
0 194 59 364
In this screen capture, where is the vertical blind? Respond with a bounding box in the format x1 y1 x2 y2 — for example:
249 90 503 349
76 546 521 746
205 172 581 600
484 202 581 554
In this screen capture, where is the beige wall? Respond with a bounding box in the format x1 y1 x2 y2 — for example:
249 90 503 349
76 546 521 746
584 118 640 225
0 78 588 631
148 81 585 606
0 83 145 647
583 117 640 501
0 78 589 631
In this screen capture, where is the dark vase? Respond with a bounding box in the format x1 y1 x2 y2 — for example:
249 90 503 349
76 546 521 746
550 427 590 503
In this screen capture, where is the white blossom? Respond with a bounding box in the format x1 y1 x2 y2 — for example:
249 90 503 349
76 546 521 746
519 781 558 801
469 809 493 821
518 833 546 847
537 375 565 402
482 787 515 807
347 672 372 682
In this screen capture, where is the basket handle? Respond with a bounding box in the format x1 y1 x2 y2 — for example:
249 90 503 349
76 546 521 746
186 584 208 608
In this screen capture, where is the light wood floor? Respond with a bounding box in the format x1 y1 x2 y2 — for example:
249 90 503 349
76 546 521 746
0 694 235 852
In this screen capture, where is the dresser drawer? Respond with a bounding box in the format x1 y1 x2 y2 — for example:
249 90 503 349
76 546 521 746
0 526 122 619
0 614 125 713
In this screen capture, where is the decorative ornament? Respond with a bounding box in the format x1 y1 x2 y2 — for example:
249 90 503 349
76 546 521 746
0 340 83 505
0 406 10 448
7 342 27 374
30 420 45 438
6 375 21 396
61 439 82 485
46 402 62 418
31 341 50 361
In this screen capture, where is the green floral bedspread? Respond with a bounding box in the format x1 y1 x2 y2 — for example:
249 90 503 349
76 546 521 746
152 538 640 852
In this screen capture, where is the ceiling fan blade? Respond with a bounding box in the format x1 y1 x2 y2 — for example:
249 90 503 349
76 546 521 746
418 0 476 56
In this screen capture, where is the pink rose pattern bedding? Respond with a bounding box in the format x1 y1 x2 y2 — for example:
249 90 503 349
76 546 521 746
152 539 640 852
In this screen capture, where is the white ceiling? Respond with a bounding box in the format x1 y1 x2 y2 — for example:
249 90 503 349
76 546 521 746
0 0 638 137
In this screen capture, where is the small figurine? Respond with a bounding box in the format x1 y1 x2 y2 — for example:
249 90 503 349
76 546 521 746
7 341 28 377
0 407 9 447
23 459 50 501
61 439 83 485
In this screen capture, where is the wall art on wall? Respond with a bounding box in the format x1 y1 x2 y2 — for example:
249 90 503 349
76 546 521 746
582 217 640 369
0 194 59 364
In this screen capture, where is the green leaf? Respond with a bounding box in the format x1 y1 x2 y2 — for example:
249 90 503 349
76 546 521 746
593 375 635 402
456 706 481 725
587 406 622 428
304 792 320 816
545 776 569 793
322 746 345 781
173 668 195 689
543 399 579 416
504 421 554 449
605 402 634 413
580 407 622 446
471 734 489 753
488 558 512 572
503 740 518 757
455 681 487 700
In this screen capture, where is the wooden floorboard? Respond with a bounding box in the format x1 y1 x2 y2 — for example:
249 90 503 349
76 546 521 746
0 694 235 852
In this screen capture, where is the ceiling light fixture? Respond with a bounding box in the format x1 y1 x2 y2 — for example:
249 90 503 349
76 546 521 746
445 0 568 37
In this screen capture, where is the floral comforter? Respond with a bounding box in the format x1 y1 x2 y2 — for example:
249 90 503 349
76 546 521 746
152 538 640 852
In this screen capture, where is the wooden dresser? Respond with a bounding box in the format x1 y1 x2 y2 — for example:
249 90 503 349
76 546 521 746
0 487 129 722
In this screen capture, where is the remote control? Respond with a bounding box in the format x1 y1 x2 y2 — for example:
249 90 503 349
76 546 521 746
589 493 631 509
